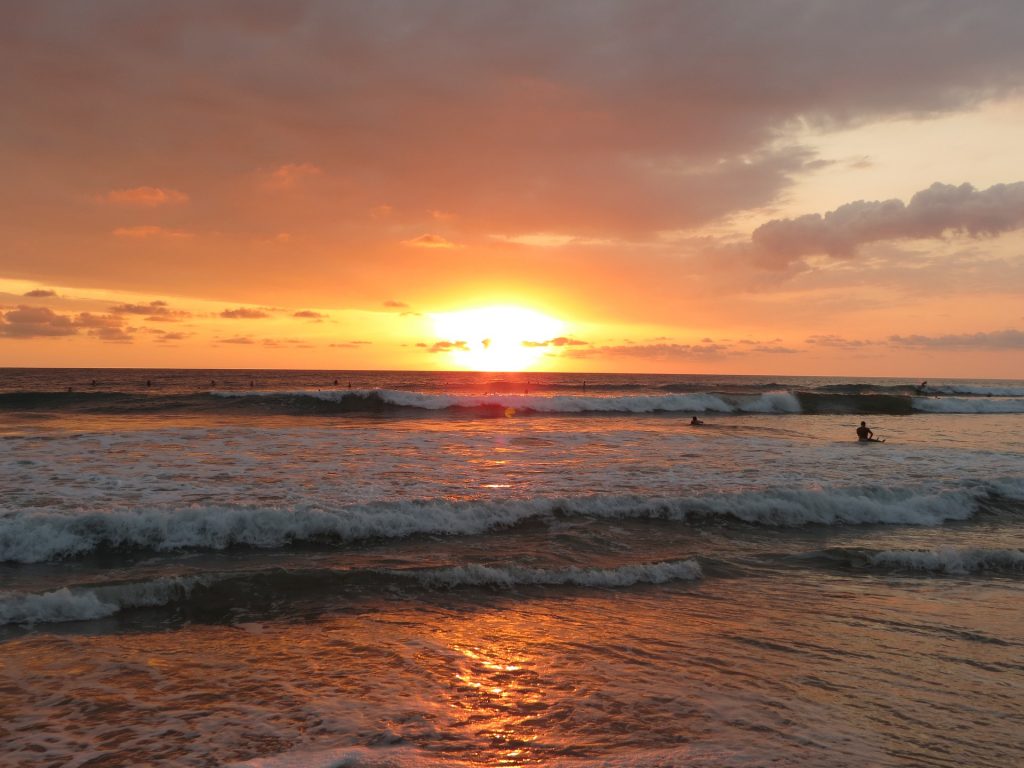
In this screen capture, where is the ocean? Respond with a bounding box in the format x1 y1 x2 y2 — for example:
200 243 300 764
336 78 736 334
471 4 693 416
1 368 1022 767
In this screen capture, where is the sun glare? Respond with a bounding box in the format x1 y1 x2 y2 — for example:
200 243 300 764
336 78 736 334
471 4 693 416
431 306 565 371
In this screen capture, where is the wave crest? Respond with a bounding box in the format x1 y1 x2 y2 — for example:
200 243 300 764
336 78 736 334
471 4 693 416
400 559 702 589
4 479 1020 564
868 548 1024 574
0 576 205 626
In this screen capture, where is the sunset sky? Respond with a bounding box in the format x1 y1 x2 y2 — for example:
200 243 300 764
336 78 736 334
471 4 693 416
2 1 1023 377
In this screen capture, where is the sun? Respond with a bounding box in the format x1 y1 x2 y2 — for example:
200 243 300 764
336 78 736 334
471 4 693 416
431 305 565 371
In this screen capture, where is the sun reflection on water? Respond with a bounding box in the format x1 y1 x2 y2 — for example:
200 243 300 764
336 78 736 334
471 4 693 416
446 642 546 766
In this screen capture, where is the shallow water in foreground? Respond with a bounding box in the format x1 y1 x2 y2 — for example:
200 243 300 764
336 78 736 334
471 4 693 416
1 370 1023 767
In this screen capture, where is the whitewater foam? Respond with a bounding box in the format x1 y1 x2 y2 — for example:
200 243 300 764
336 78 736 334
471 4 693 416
926 384 1024 397
4 480 1015 564
911 396 1024 414
217 388 804 415
0 575 205 626
398 559 702 589
868 548 1024 575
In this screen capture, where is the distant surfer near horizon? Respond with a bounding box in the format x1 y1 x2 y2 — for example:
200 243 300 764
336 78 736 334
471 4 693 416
690 416 704 425
856 421 884 442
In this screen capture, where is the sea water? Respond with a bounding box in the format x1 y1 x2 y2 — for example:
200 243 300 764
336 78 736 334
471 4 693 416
1 369 1022 767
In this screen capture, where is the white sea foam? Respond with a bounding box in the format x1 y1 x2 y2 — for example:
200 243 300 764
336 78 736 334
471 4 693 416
912 396 1024 413
0 576 204 626
3 480 1013 564
0 501 549 563
399 559 702 589
926 384 1024 397
230 748 407 768
0 561 700 626
570 484 989 528
869 548 1024 574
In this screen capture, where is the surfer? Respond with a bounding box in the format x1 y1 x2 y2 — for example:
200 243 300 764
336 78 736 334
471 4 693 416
690 416 704 425
856 421 883 442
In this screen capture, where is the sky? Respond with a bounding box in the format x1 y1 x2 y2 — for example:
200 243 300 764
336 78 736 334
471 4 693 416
2 0 1023 377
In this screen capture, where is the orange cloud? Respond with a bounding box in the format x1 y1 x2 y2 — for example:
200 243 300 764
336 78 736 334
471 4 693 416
401 233 458 249
104 186 189 206
221 308 271 319
0 306 76 337
0 306 133 342
427 340 470 352
112 226 193 239
521 336 589 348
108 300 191 321
264 162 323 190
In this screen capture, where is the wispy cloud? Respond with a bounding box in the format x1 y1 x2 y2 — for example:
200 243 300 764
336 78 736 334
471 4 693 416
521 336 588 348
103 186 189 206
401 234 458 249
491 233 614 247
889 329 1024 350
109 300 190 321
565 341 730 360
263 162 323 190
427 340 470 352
221 308 271 319
112 225 193 239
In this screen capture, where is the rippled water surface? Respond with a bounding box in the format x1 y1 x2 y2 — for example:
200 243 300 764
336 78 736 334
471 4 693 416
1 370 1023 767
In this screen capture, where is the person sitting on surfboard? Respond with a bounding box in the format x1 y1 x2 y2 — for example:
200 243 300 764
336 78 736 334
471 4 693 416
690 416 703 425
856 421 882 441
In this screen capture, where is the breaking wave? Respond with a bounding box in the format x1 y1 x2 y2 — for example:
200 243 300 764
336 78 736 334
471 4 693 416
911 396 1024 414
0 560 702 626
3 386 1022 416
4 479 1021 564
0 575 206 626
395 559 702 589
868 548 1024 575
